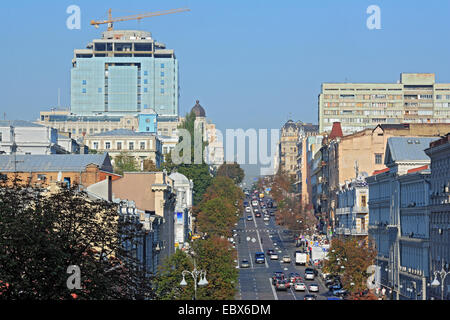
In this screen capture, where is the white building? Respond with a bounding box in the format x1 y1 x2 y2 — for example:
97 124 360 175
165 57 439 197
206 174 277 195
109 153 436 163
169 171 194 250
0 120 67 155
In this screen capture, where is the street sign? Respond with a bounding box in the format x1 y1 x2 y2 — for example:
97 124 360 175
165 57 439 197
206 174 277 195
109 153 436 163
251 238 256 243
246 236 251 241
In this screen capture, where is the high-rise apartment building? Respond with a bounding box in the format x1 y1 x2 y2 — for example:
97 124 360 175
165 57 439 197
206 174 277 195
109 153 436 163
319 73 450 134
71 30 179 117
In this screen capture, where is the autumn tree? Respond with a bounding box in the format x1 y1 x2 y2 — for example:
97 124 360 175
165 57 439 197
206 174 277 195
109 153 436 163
142 159 160 172
323 237 377 297
113 152 139 175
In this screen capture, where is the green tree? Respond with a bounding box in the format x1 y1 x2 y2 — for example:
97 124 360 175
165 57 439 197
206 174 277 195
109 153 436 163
196 197 236 237
0 179 154 300
113 152 139 175
142 159 160 172
216 163 245 185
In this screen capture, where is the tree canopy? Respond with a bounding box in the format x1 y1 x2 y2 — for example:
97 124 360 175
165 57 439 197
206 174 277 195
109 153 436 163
216 163 245 185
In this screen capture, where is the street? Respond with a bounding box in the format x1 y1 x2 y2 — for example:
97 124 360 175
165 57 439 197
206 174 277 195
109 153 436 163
235 195 330 300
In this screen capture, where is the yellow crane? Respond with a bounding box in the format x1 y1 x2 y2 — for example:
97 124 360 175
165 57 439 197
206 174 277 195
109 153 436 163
91 8 191 31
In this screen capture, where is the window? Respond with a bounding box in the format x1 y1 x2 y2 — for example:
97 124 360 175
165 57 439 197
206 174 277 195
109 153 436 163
117 142 122 150
93 142 99 150
129 142 134 150
375 153 383 164
140 142 145 150
0 132 2 142
361 195 367 207
161 72 164 77
161 80 164 85
161 88 165 94
105 142 111 149
82 80 87 85
144 88 148 93
161 63 165 68
82 88 86 93
98 88 102 93
144 79 148 84
144 71 148 76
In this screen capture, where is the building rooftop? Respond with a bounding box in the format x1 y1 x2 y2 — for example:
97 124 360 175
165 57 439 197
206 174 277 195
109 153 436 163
89 129 156 137
385 137 439 165
0 120 45 128
0 153 112 173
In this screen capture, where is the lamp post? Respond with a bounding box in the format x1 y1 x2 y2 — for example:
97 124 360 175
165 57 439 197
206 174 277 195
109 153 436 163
180 252 208 300
431 260 450 300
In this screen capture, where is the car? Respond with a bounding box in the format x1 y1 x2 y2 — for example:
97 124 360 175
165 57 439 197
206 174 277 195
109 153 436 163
263 215 270 221
254 208 259 213
275 279 288 291
267 249 275 255
288 272 301 284
255 212 261 217
270 253 279 260
321 272 331 280
272 274 284 285
304 294 316 300
269 211 275 216
304 268 315 280
245 207 251 213
255 252 265 264
282 255 291 263
309 283 319 292
329 283 343 291
240 259 250 268
272 271 284 283
332 288 347 297
247 215 253 221
294 282 306 291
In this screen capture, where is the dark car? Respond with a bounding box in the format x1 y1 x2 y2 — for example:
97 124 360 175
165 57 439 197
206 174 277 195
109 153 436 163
329 283 343 291
255 212 261 218
267 249 275 256
272 272 284 284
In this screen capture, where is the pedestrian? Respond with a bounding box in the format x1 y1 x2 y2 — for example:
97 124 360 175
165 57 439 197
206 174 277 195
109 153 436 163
381 287 386 298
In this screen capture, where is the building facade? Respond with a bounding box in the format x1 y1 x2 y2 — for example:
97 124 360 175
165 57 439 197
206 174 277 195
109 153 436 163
425 134 450 300
319 73 450 134
71 30 178 117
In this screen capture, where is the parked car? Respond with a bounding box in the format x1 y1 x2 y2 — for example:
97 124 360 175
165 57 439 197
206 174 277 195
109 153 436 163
304 294 317 300
294 281 306 291
282 255 291 263
332 288 347 297
309 283 319 292
240 259 250 268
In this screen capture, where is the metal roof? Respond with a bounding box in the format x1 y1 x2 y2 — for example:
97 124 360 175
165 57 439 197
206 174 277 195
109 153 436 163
385 137 439 164
0 120 45 128
0 153 112 172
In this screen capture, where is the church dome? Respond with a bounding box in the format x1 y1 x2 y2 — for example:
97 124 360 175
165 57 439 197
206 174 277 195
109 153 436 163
191 100 206 117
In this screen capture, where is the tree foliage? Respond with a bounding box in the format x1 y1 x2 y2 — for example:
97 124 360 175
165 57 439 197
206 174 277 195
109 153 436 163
323 237 377 295
0 179 154 299
216 163 245 185
113 152 139 176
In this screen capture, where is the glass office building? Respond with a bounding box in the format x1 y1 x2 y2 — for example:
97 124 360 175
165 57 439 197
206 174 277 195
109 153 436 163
71 30 179 117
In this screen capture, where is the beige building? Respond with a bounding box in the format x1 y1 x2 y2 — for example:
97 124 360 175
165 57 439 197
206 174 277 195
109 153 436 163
84 129 163 169
279 120 299 178
319 73 450 134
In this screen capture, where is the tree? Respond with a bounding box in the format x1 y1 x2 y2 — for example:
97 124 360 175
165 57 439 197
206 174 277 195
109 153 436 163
323 237 377 296
196 197 236 238
216 163 245 185
0 179 154 299
113 152 139 176
142 159 160 172
155 237 237 300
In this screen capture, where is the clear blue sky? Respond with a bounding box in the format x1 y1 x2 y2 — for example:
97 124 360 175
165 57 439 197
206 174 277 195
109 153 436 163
1 0 450 182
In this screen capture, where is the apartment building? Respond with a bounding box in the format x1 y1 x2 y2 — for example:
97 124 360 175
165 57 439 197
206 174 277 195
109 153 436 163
319 73 450 134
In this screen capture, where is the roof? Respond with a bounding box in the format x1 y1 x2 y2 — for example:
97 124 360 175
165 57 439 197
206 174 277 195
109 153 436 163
0 153 113 173
384 137 439 165
0 120 45 128
89 129 155 137
407 164 430 174
191 100 206 117
169 172 190 184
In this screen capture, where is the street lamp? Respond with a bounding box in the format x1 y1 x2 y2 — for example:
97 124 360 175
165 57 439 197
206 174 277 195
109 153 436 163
180 250 208 300
431 260 450 300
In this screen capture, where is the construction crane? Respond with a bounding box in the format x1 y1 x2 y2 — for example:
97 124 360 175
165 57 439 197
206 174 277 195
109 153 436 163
91 8 191 31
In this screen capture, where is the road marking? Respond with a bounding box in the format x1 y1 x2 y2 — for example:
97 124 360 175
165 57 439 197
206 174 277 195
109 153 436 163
290 287 297 300
249 253 254 269
269 278 278 301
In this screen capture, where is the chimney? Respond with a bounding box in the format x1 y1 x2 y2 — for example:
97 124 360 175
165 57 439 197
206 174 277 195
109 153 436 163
329 122 344 140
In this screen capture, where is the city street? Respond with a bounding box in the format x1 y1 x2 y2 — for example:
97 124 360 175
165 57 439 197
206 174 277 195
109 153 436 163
235 195 329 300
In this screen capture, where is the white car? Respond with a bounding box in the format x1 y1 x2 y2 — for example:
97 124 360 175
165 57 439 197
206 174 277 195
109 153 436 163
309 283 319 292
282 255 291 263
245 207 251 213
270 253 279 260
294 282 306 291
263 216 270 221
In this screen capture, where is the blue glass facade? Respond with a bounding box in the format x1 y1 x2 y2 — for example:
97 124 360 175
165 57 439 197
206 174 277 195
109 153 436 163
71 38 179 118
138 113 157 133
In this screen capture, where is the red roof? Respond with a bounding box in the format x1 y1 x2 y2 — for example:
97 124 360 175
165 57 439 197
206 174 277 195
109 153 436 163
329 122 344 140
407 164 429 174
372 167 390 175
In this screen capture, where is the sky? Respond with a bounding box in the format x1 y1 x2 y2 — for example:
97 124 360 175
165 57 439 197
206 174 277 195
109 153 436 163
1 0 450 183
